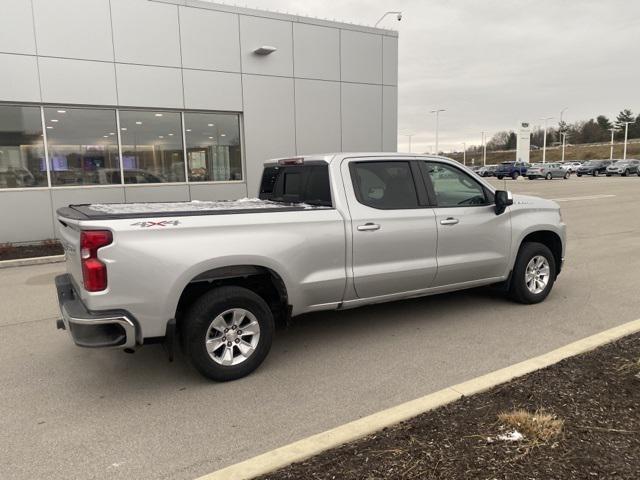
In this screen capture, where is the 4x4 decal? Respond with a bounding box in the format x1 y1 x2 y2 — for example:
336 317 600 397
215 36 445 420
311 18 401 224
131 220 180 228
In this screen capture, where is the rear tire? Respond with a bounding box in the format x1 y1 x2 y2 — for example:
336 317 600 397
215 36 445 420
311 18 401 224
563 171 570 179
508 242 557 304
497 175 504 180
545 172 552 180
623 169 629 177
512 172 519 180
184 286 274 381
577 173 582 177
528 176 535 180
592 170 598 177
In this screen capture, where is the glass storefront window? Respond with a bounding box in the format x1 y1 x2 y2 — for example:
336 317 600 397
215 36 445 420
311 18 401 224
184 112 242 182
119 110 185 183
44 107 120 186
0 105 47 188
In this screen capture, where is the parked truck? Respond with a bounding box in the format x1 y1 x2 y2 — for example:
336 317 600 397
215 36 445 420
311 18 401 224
55 153 566 381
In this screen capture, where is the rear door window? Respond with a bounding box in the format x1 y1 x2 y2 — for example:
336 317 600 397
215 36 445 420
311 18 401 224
259 164 332 206
349 161 419 209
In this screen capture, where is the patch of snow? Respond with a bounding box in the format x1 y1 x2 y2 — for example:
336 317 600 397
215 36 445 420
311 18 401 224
88 198 327 215
496 430 524 442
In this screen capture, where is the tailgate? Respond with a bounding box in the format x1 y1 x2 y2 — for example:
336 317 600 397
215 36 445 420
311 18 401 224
56 215 84 290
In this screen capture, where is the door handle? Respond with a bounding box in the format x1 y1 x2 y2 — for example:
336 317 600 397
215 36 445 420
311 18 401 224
440 217 459 225
357 222 381 231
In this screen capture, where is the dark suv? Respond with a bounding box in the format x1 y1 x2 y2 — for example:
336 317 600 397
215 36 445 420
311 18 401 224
495 161 529 180
576 160 611 177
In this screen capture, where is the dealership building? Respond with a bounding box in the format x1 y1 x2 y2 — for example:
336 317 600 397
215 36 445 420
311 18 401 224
0 0 398 243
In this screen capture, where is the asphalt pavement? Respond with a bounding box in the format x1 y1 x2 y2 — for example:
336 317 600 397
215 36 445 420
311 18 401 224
1 175 639 480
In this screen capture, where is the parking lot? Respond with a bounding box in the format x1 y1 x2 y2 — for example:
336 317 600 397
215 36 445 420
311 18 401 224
1 175 639 480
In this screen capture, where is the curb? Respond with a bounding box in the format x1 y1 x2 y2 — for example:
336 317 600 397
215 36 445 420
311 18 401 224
196 318 640 480
0 254 66 269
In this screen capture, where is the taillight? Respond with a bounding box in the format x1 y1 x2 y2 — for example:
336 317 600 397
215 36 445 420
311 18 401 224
80 230 112 292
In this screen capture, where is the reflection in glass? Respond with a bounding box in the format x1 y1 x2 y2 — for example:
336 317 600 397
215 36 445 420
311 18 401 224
184 113 242 182
44 107 120 186
0 105 46 188
119 111 185 183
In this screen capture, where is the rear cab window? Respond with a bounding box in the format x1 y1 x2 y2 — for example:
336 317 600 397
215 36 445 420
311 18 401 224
259 163 332 207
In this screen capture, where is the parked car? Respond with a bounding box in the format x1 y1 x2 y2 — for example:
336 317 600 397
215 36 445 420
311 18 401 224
605 159 640 177
527 163 571 180
560 161 583 173
477 165 498 177
495 161 530 179
54 153 566 381
576 160 612 177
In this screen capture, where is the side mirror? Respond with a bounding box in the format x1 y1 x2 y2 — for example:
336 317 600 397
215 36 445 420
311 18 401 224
494 190 513 215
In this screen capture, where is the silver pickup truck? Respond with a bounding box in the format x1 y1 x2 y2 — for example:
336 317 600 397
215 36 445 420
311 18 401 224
55 153 566 381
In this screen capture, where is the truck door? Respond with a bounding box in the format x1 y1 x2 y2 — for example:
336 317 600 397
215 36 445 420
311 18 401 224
420 161 511 286
342 158 438 298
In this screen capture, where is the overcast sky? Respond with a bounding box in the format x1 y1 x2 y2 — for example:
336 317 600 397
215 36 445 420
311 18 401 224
242 0 639 153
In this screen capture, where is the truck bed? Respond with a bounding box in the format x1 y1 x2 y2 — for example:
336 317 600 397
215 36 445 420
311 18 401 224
57 198 330 221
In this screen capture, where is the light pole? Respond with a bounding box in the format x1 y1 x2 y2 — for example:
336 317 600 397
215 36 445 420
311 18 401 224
622 121 633 160
400 133 414 153
560 107 568 124
561 132 568 162
430 109 445 155
374 11 402 27
540 117 554 164
481 131 487 166
608 128 617 160
462 142 466 166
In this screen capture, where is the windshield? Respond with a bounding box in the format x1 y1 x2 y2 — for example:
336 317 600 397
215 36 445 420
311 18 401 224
583 161 601 167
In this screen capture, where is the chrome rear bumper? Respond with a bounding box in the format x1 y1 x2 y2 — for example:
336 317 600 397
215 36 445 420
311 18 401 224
55 274 137 349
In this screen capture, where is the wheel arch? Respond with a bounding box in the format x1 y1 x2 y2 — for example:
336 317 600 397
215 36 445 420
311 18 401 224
516 230 564 275
174 264 290 331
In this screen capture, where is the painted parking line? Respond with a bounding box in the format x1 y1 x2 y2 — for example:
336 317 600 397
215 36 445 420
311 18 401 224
195 318 640 480
552 194 616 202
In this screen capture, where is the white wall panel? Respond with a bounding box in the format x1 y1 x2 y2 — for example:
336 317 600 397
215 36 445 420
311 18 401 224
242 74 295 195
382 36 398 86
295 79 340 155
33 0 114 62
179 7 240 72
240 16 293 77
111 0 181 67
124 185 189 203
341 83 382 151
293 23 339 81
382 85 398 152
0 191 54 243
183 70 242 112
116 64 183 108
39 57 117 105
189 183 247 201
0 54 41 103
0 0 36 55
340 30 382 84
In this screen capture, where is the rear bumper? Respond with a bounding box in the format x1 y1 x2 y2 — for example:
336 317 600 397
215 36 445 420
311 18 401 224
55 274 137 349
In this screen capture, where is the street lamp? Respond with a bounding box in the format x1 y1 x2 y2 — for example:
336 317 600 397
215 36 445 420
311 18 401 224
561 132 569 162
481 131 487 166
374 11 402 27
608 128 617 161
540 117 554 164
622 121 633 160
462 142 466 166
430 109 445 155
400 133 415 153
560 107 568 124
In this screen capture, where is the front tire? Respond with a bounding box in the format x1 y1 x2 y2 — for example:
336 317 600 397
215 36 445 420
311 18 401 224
545 172 552 180
592 170 598 177
623 169 629 177
497 175 504 180
512 172 519 180
563 171 570 179
509 242 557 304
184 286 274 381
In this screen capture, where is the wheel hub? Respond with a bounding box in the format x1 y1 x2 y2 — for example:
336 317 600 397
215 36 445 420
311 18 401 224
205 308 261 366
525 255 550 294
